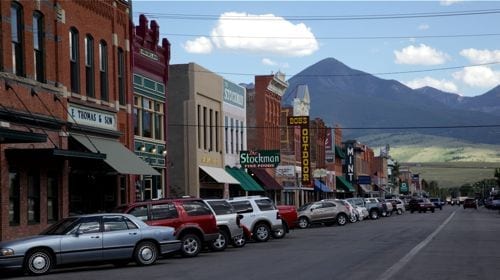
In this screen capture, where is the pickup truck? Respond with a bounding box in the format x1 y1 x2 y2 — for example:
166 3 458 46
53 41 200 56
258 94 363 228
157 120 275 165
346 197 385 219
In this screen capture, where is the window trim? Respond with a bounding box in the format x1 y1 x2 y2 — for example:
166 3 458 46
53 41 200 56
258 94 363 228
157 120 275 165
11 2 25 77
33 11 45 83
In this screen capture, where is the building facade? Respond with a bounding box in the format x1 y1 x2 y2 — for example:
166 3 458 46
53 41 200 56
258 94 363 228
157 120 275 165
0 0 156 241
132 14 170 200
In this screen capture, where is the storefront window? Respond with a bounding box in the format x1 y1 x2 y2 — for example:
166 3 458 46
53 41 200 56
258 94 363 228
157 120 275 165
47 172 59 222
9 170 20 225
28 171 40 224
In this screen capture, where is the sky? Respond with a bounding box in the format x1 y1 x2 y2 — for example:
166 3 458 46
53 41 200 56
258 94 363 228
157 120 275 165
131 0 500 97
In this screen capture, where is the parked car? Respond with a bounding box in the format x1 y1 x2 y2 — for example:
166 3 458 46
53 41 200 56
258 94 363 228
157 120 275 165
114 198 219 257
408 198 435 213
204 199 245 250
463 198 478 209
0 213 180 276
345 197 384 220
490 194 500 210
386 198 405 215
429 198 443 210
375 198 394 217
335 199 360 223
228 196 283 242
297 200 350 228
450 198 460 206
276 205 298 238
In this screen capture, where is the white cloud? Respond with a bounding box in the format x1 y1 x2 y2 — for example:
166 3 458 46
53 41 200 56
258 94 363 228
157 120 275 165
262 58 277 66
183 36 213 54
453 66 500 88
210 12 319 56
460 48 500 64
405 77 459 93
418 24 430 30
394 44 450 65
440 0 463 6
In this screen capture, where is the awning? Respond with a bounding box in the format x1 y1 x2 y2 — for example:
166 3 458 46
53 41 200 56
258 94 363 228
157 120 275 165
336 176 355 192
248 168 283 190
0 127 47 143
5 148 106 160
71 134 159 175
335 145 346 159
358 184 371 193
314 179 332 192
225 167 264 192
200 166 239 184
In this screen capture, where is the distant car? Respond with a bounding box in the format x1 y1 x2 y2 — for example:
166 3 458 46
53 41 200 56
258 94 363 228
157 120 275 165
297 200 350 228
490 194 500 210
0 213 180 276
450 198 460 206
463 198 478 209
386 198 405 215
409 198 435 213
429 198 443 210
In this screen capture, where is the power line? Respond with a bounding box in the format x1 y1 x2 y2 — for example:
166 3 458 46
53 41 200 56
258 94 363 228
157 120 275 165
139 8 500 21
168 123 500 130
161 32 500 40
170 61 500 78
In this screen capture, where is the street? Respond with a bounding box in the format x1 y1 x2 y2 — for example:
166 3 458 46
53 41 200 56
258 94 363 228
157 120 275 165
4 206 500 280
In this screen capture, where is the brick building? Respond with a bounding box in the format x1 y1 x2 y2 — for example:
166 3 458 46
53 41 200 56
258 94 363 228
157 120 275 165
0 0 156 241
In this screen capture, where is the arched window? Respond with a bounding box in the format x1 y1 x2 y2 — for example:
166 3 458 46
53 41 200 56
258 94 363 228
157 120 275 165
33 11 45 82
84 34 94 97
99 40 108 101
69 27 80 93
11 2 25 77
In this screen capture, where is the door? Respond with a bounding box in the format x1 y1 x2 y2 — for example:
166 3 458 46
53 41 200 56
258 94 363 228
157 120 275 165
102 215 141 260
60 216 103 264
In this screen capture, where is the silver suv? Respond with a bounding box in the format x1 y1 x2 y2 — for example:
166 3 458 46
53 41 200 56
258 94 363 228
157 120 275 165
204 199 245 250
228 196 283 242
297 200 349 228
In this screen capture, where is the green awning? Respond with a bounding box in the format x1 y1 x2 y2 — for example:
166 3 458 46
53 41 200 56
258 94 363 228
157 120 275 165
0 127 47 143
336 176 355 192
225 167 264 192
335 145 346 159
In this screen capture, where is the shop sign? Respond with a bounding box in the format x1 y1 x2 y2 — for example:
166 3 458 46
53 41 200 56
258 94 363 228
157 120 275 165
240 150 280 168
345 143 355 183
400 182 409 193
68 104 116 130
276 165 295 177
140 48 159 61
223 79 245 109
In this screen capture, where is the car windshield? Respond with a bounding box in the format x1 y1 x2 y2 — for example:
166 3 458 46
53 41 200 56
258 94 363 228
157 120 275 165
40 217 80 235
298 203 313 212
207 200 236 215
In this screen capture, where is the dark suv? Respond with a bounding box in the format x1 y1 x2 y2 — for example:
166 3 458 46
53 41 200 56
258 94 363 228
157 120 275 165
114 198 219 257
408 198 435 213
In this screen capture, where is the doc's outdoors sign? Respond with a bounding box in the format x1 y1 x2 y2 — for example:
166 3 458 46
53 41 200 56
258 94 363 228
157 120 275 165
240 150 280 168
287 116 310 186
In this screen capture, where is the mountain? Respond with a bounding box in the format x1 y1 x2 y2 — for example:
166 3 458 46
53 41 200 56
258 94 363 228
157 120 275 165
282 58 500 145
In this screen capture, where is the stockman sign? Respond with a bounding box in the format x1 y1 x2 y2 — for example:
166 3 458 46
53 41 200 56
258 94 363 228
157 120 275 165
240 150 280 168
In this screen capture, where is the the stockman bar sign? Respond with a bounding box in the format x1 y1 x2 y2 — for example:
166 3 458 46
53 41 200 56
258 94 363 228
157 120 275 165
240 150 280 168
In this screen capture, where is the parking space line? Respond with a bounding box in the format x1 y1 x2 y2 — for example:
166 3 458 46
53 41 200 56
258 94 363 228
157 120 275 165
377 210 457 280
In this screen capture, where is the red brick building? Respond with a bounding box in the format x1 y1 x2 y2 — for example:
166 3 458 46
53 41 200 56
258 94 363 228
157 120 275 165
0 0 155 241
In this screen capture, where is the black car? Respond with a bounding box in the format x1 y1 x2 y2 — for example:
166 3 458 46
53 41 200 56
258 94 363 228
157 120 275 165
408 198 435 213
429 198 443 210
463 198 478 209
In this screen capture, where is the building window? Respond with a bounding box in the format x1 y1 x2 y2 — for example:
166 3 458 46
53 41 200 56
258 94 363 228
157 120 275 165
134 96 164 140
28 172 40 224
118 48 125 105
133 96 139 136
230 118 234 154
69 27 79 93
11 2 25 77
235 120 239 154
47 172 59 222
240 121 244 151
225 116 228 154
99 41 108 101
85 35 94 97
197 105 201 149
33 11 45 83
203 107 207 150
215 111 219 152
9 170 20 226
209 109 213 151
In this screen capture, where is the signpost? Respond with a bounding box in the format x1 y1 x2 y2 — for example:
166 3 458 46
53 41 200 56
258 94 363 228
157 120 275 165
287 116 310 186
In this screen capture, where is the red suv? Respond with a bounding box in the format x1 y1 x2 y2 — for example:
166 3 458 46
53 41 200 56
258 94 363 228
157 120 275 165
114 198 219 257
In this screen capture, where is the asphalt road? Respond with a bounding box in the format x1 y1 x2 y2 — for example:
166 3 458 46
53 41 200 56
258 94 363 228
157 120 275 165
4 205 500 280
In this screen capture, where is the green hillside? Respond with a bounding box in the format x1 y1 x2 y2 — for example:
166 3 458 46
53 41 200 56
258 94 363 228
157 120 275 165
358 133 500 188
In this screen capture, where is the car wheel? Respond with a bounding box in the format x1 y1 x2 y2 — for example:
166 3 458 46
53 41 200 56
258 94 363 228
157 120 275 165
180 233 202 257
24 249 53 275
210 230 228 252
253 223 271 242
370 209 379 219
349 214 357 223
397 209 403 215
272 222 287 239
431 209 435 213
337 213 347 226
134 241 158 266
232 235 246 248
298 217 309 229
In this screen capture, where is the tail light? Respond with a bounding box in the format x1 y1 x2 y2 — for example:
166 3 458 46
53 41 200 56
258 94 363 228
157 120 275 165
276 211 281 220
236 214 243 227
